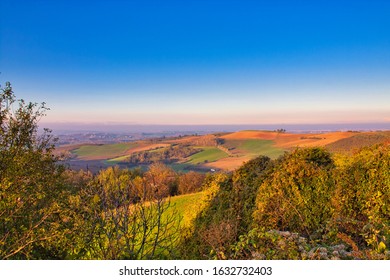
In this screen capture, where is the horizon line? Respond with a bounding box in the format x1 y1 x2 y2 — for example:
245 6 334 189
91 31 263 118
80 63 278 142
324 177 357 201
40 121 390 126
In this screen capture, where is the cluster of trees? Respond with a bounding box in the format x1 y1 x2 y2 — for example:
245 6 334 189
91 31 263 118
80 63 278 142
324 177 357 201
1 82 389 259
125 144 201 165
1 83 205 259
184 134 220 146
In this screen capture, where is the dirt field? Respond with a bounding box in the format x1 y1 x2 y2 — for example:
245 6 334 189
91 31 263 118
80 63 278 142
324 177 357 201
221 130 359 149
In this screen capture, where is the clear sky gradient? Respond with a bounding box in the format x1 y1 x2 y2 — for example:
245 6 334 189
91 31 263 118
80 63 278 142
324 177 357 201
1 0 389 126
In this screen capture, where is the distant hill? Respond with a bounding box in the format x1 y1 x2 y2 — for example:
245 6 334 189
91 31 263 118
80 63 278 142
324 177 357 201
325 131 390 153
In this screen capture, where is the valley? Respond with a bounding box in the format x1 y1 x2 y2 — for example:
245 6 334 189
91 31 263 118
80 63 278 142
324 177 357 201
58 129 390 173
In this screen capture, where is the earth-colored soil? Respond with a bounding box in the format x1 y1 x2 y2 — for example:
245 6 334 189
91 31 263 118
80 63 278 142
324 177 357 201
203 155 252 171
221 130 359 149
122 143 170 154
273 132 358 148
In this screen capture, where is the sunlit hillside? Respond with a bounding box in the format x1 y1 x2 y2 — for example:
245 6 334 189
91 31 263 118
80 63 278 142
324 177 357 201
59 130 389 172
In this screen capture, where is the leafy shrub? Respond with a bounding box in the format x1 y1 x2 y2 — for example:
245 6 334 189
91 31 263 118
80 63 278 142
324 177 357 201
231 156 272 234
0 82 68 259
253 148 335 238
331 144 390 252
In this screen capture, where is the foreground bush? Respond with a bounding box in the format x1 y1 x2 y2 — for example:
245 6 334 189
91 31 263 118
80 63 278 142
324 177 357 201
253 148 335 239
331 144 390 254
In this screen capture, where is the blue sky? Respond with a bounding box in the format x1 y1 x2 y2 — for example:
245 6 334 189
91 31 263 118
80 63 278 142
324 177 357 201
1 0 389 125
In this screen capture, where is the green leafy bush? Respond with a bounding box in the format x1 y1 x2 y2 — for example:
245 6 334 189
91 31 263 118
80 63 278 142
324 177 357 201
331 144 390 252
253 148 335 238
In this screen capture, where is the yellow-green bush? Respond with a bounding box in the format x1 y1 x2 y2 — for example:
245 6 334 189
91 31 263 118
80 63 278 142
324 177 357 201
253 148 335 238
332 144 390 252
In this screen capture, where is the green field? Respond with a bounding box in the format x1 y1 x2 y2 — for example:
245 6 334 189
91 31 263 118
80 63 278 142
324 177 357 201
168 191 205 218
165 191 206 231
70 138 284 170
106 154 131 164
185 147 229 164
113 191 205 258
223 139 284 159
72 142 138 159
166 162 191 172
152 191 206 257
107 146 168 164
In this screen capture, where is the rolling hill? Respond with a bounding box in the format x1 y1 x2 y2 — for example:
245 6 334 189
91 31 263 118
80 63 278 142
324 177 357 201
60 130 390 172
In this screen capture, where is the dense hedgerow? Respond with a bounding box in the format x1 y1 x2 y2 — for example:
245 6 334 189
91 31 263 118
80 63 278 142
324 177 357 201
253 148 335 238
331 144 390 254
182 145 390 259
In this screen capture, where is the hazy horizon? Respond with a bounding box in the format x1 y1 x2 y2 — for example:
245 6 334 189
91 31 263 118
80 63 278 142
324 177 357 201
1 0 389 125
41 121 390 135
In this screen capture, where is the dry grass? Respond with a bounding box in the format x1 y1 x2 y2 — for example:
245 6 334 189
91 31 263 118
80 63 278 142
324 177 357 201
273 132 358 148
221 130 359 149
221 130 280 140
204 156 252 171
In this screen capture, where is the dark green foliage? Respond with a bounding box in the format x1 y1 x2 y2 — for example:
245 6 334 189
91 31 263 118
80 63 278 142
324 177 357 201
178 173 233 259
181 145 390 259
295 147 334 168
231 156 272 235
179 156 272 259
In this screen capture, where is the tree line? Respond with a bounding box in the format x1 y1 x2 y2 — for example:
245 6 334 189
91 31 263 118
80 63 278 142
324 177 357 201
125 144 201 165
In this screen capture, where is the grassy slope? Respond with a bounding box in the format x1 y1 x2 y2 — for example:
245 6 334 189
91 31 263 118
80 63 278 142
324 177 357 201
72 142 138 160
106 154 131 164
186 147 229 164
223 139 285 159
240 139 285 158
168 192 205 221
121 191 205 257
161 192 206 253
